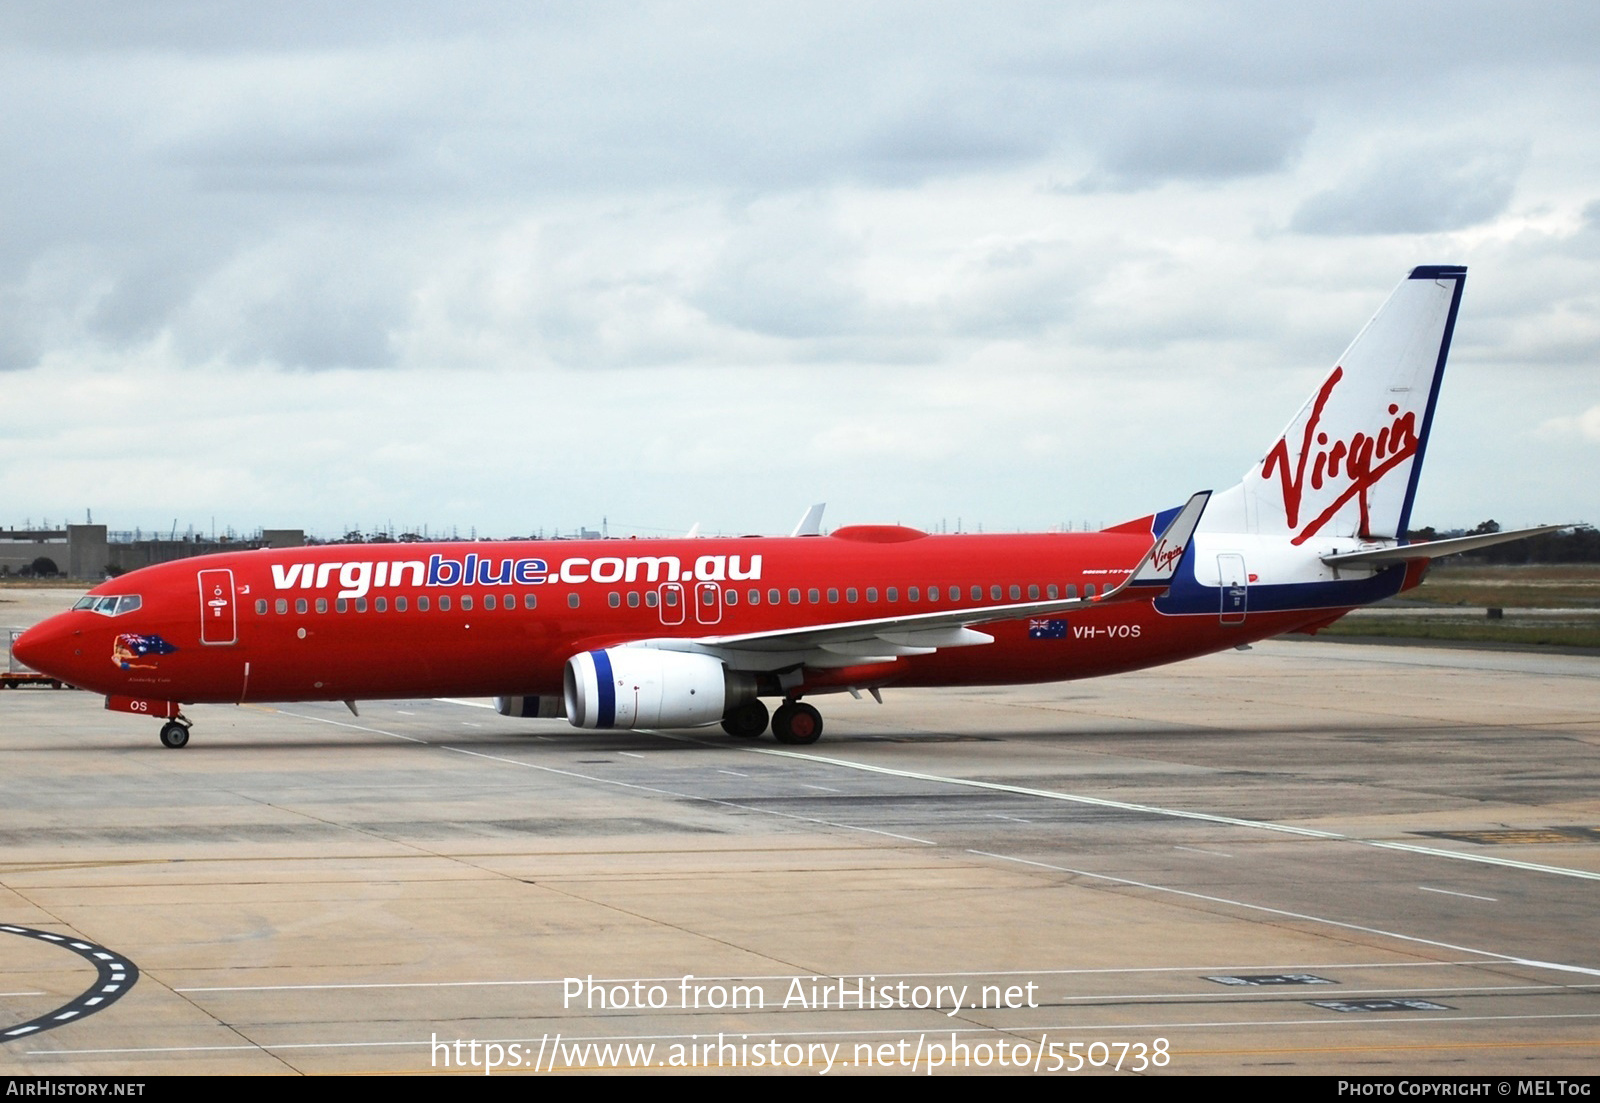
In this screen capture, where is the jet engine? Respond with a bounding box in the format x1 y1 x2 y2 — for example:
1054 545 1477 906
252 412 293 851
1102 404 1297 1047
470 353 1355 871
564 648 756 730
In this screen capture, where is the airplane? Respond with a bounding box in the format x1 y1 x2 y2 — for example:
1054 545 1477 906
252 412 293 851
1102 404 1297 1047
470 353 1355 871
11 265 1559 749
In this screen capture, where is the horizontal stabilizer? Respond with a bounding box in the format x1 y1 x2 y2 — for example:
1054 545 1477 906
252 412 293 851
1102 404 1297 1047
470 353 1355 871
1320 524 1567 567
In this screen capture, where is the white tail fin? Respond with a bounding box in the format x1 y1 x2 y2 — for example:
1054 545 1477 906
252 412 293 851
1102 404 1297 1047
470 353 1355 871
1204 266 1466 544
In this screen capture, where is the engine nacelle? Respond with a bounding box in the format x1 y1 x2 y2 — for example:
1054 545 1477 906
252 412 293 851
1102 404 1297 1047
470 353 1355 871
494 695 566 719
564 648 754 730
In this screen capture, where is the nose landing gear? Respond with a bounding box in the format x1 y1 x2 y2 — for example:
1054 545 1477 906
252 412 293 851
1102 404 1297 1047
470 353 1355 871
159 717 192 749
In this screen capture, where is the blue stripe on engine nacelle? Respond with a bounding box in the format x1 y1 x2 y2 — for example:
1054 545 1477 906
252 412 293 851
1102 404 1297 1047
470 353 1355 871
591 649 616 728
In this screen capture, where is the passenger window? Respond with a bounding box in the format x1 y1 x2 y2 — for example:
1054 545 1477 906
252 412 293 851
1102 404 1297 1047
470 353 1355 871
1064 585 1076 599
827 588 839 603
809 588 820 603
665 590 678 607
1010 585 1021 600
867 587 878 602
748 589 760 605
1029 585 1039 600
724 589 738 605
788 588 801 604
256 599 267 615
375 597 387 612
908 586 919 601
336 598 349 613
296 598 308 614
459 596 471 611
356 598 368 612
768 589 781 604
885 587 896 602
646 591 658 608
628 592 640 608
317 597 328 613
420 596 431 611
971 586 982 601
990 585 1002 601
568 593 579 608
609 593 620 608
701 589 715 606
485 595 497 610
504 592 514 609
275 598 288 614
926 586 938 603
395 597 407 612
523 594 535 610
1047 585 1058 599
1084 584 1095 598
846 588 858 602
438 596 450 611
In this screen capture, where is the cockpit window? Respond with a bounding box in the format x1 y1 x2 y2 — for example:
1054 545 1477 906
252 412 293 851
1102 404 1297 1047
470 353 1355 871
75 595 142 616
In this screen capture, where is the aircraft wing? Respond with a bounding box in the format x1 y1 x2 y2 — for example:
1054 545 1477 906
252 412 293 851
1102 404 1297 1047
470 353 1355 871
645 491 1210 670
1320 524 1567 567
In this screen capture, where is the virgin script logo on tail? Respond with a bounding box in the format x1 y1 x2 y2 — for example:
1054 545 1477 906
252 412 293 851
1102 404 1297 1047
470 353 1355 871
1261 367 1419 545
1149 538 1185 574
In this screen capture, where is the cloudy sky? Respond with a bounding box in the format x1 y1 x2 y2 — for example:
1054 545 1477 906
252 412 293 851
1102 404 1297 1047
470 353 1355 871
3 2 1597 539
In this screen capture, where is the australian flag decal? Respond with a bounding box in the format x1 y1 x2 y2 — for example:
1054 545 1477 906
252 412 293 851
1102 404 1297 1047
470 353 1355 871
1028 618 1067 639
113 632 179 670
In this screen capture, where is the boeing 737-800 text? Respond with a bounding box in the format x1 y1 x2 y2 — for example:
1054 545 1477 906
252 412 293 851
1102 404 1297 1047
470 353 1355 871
12 266 1554 747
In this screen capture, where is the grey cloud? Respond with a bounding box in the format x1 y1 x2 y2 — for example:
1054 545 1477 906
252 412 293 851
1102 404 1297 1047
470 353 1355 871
165 231 412 369
1062 90 1313 192
1290 143 1525 235
171 130 415 196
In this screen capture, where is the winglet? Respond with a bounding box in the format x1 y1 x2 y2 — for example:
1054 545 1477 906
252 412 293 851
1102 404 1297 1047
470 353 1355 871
791 503 826 537
1122 491 1210 593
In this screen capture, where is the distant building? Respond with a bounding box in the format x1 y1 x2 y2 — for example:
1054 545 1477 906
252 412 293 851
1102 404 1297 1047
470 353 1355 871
0 526 305 580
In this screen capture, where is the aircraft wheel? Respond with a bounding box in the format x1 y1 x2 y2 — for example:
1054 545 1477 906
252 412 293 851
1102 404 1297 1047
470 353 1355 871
771 702 822 745
720 699 770 738
159 721 190 749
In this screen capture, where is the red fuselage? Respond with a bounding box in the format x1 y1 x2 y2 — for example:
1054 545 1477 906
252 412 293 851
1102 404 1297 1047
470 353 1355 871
15 526 1354 708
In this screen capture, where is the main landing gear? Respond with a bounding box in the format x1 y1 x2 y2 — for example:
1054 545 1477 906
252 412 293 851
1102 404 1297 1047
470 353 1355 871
720 699 770 739
159 716 192 749
719 698 824 744
771 701 822 745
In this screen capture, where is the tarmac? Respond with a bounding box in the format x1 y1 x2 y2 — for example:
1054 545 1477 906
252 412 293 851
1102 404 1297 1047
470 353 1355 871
2 586 1598 1076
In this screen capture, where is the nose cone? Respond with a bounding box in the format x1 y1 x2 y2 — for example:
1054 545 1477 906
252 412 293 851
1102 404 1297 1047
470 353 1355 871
11 615 74 679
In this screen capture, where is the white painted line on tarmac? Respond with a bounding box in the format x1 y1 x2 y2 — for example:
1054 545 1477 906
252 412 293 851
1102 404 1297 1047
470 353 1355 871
173 958 1485 993
34 1011 1600 1058
1420 886 1498 902
968 849 1600 979
750 746 1600 883
278 710 429 743
438 744 937 846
